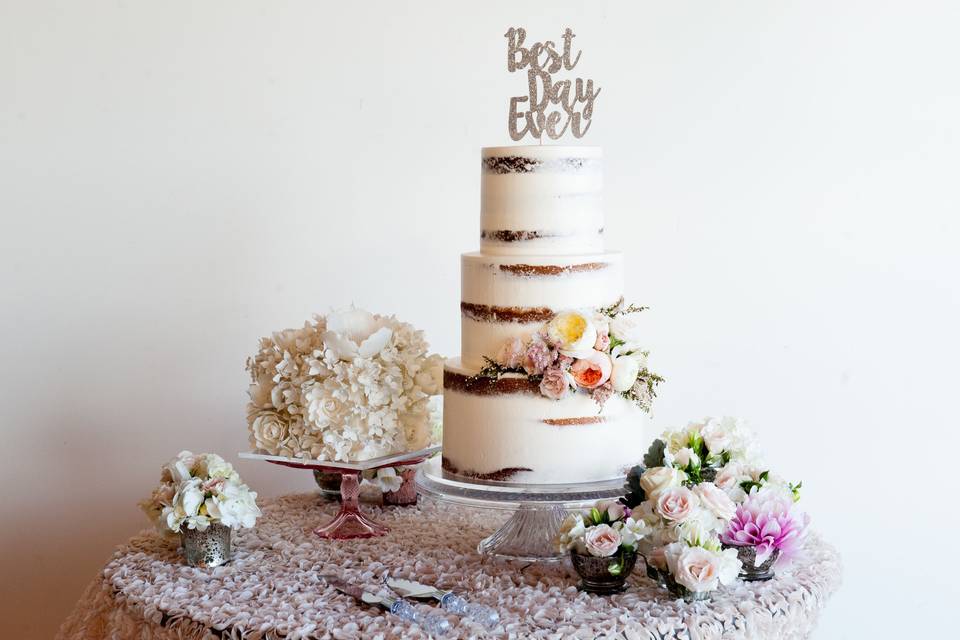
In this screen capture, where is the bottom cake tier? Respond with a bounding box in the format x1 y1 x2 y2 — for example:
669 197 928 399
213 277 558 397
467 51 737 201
441 358 650 484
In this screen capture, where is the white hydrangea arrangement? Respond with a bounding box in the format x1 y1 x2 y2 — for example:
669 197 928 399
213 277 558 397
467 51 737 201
246 308 444 462
622 416 806 596
140 451 261 533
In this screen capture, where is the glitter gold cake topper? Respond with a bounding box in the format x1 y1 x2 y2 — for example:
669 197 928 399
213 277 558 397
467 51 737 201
505 27 601 142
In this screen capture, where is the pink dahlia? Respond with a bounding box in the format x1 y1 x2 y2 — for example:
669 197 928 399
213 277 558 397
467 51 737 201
720 491 808 567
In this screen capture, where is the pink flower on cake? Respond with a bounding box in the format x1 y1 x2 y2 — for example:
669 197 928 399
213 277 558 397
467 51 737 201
522 336 555 375
570 351 612 389
594 330 610 351
496 337 525 369
539 366 573 400
584 523 622 557
590 381 614 406
656 486 699 523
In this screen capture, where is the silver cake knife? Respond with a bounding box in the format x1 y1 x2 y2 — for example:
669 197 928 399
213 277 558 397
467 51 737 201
387 577 500 629
320 575 452 636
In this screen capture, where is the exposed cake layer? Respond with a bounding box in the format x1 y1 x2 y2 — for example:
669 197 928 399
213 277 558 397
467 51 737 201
460 251 623 369
442 358 648 484
481 146 602 256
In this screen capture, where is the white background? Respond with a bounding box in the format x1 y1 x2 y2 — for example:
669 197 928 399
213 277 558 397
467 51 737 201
2 1 958 638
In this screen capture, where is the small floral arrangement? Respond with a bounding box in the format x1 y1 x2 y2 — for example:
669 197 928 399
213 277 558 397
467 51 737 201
557 500 651 575
246 307 444 462
140 451 261 533
622 416 807 593
473 299 663 411
721 488 808 568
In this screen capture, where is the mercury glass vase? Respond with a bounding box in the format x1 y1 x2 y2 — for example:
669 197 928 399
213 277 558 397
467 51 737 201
313 470 343 501
734 546 780 581
382 467 418 506
181 523 232 568
570 549 637 594
662 572 710 602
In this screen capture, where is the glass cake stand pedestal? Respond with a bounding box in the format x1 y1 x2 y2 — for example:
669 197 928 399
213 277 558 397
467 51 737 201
415 457 625 562
239 446 439 540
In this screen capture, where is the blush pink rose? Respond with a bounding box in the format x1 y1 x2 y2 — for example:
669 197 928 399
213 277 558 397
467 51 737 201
522 337 555 375
570 351 612 389
496 337 525 369
656 486 699 523
594 331 611 351
693 482 737 521
584 523 622 557
539 366 572 400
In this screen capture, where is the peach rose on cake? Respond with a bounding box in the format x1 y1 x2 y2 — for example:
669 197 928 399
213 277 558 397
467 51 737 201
570 351 612 389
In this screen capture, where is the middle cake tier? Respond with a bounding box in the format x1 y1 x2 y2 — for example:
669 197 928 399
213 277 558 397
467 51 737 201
460 251 624 370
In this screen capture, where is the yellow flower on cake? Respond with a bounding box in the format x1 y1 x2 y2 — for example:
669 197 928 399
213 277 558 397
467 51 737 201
545 309 597 356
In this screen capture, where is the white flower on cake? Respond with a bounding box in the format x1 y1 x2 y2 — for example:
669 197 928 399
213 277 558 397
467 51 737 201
474 299 663 411
245 308 443 462
142 451 261 534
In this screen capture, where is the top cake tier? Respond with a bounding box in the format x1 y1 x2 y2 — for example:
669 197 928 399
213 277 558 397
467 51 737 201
481 146 603 256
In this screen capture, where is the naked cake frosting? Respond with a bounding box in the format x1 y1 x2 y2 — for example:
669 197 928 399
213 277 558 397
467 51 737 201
441 145 650 484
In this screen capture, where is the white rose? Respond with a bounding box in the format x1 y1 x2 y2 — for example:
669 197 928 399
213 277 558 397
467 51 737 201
674 447 699 469
609 313 644 345
701 416 738 454
673 546 722 593
639 466 686 501
655 486 699 523
249 411 289 455
610 355 641 392
205 482 261 529
693 482 737 521
677 507 721 545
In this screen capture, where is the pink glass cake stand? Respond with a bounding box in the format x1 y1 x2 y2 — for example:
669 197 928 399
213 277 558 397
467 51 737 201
239 446 440 539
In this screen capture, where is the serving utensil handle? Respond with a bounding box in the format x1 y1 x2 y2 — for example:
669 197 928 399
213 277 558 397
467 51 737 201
439 593 500 629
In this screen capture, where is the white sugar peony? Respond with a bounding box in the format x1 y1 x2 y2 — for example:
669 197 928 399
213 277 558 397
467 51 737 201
246 308 443 462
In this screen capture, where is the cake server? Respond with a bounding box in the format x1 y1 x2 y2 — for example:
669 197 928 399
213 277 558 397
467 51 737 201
386 577 500 629
319 575 452 636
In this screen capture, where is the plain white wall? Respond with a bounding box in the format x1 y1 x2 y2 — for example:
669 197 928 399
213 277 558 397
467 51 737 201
2 1 958 638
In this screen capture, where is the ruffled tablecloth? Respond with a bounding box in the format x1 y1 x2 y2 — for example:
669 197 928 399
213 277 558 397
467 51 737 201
58 493 841 640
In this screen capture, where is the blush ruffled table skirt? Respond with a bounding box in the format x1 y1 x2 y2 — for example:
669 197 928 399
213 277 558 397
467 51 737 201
57 493 842 640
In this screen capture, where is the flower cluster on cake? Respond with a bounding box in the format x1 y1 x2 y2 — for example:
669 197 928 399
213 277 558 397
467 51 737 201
245 308 443 462
622 416 808 597
474 299 662 411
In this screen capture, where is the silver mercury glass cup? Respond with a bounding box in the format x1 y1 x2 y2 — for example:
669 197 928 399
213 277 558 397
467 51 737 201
181 523 232 568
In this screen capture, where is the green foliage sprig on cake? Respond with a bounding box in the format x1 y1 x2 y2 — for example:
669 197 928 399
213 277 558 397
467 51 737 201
469 298 663 411
622 417 809 596
245 308 444 462
140 451 261 534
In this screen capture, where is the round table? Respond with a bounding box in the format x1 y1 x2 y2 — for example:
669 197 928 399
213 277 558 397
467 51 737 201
57 493 842 640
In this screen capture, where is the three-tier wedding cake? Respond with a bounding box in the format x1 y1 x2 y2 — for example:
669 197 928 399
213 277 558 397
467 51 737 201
442 146 653 484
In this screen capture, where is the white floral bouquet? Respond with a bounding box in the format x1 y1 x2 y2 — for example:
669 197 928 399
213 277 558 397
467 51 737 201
140 451 261 533
557 500 651 576
246 308 444 462
622 416 806 594
473 299 662 411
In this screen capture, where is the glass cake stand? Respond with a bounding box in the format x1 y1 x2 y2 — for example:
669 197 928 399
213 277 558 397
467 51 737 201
239 446 440 540
415 457 625 562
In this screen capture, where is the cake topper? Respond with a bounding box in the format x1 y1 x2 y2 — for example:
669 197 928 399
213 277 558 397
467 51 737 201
505 27 601 142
